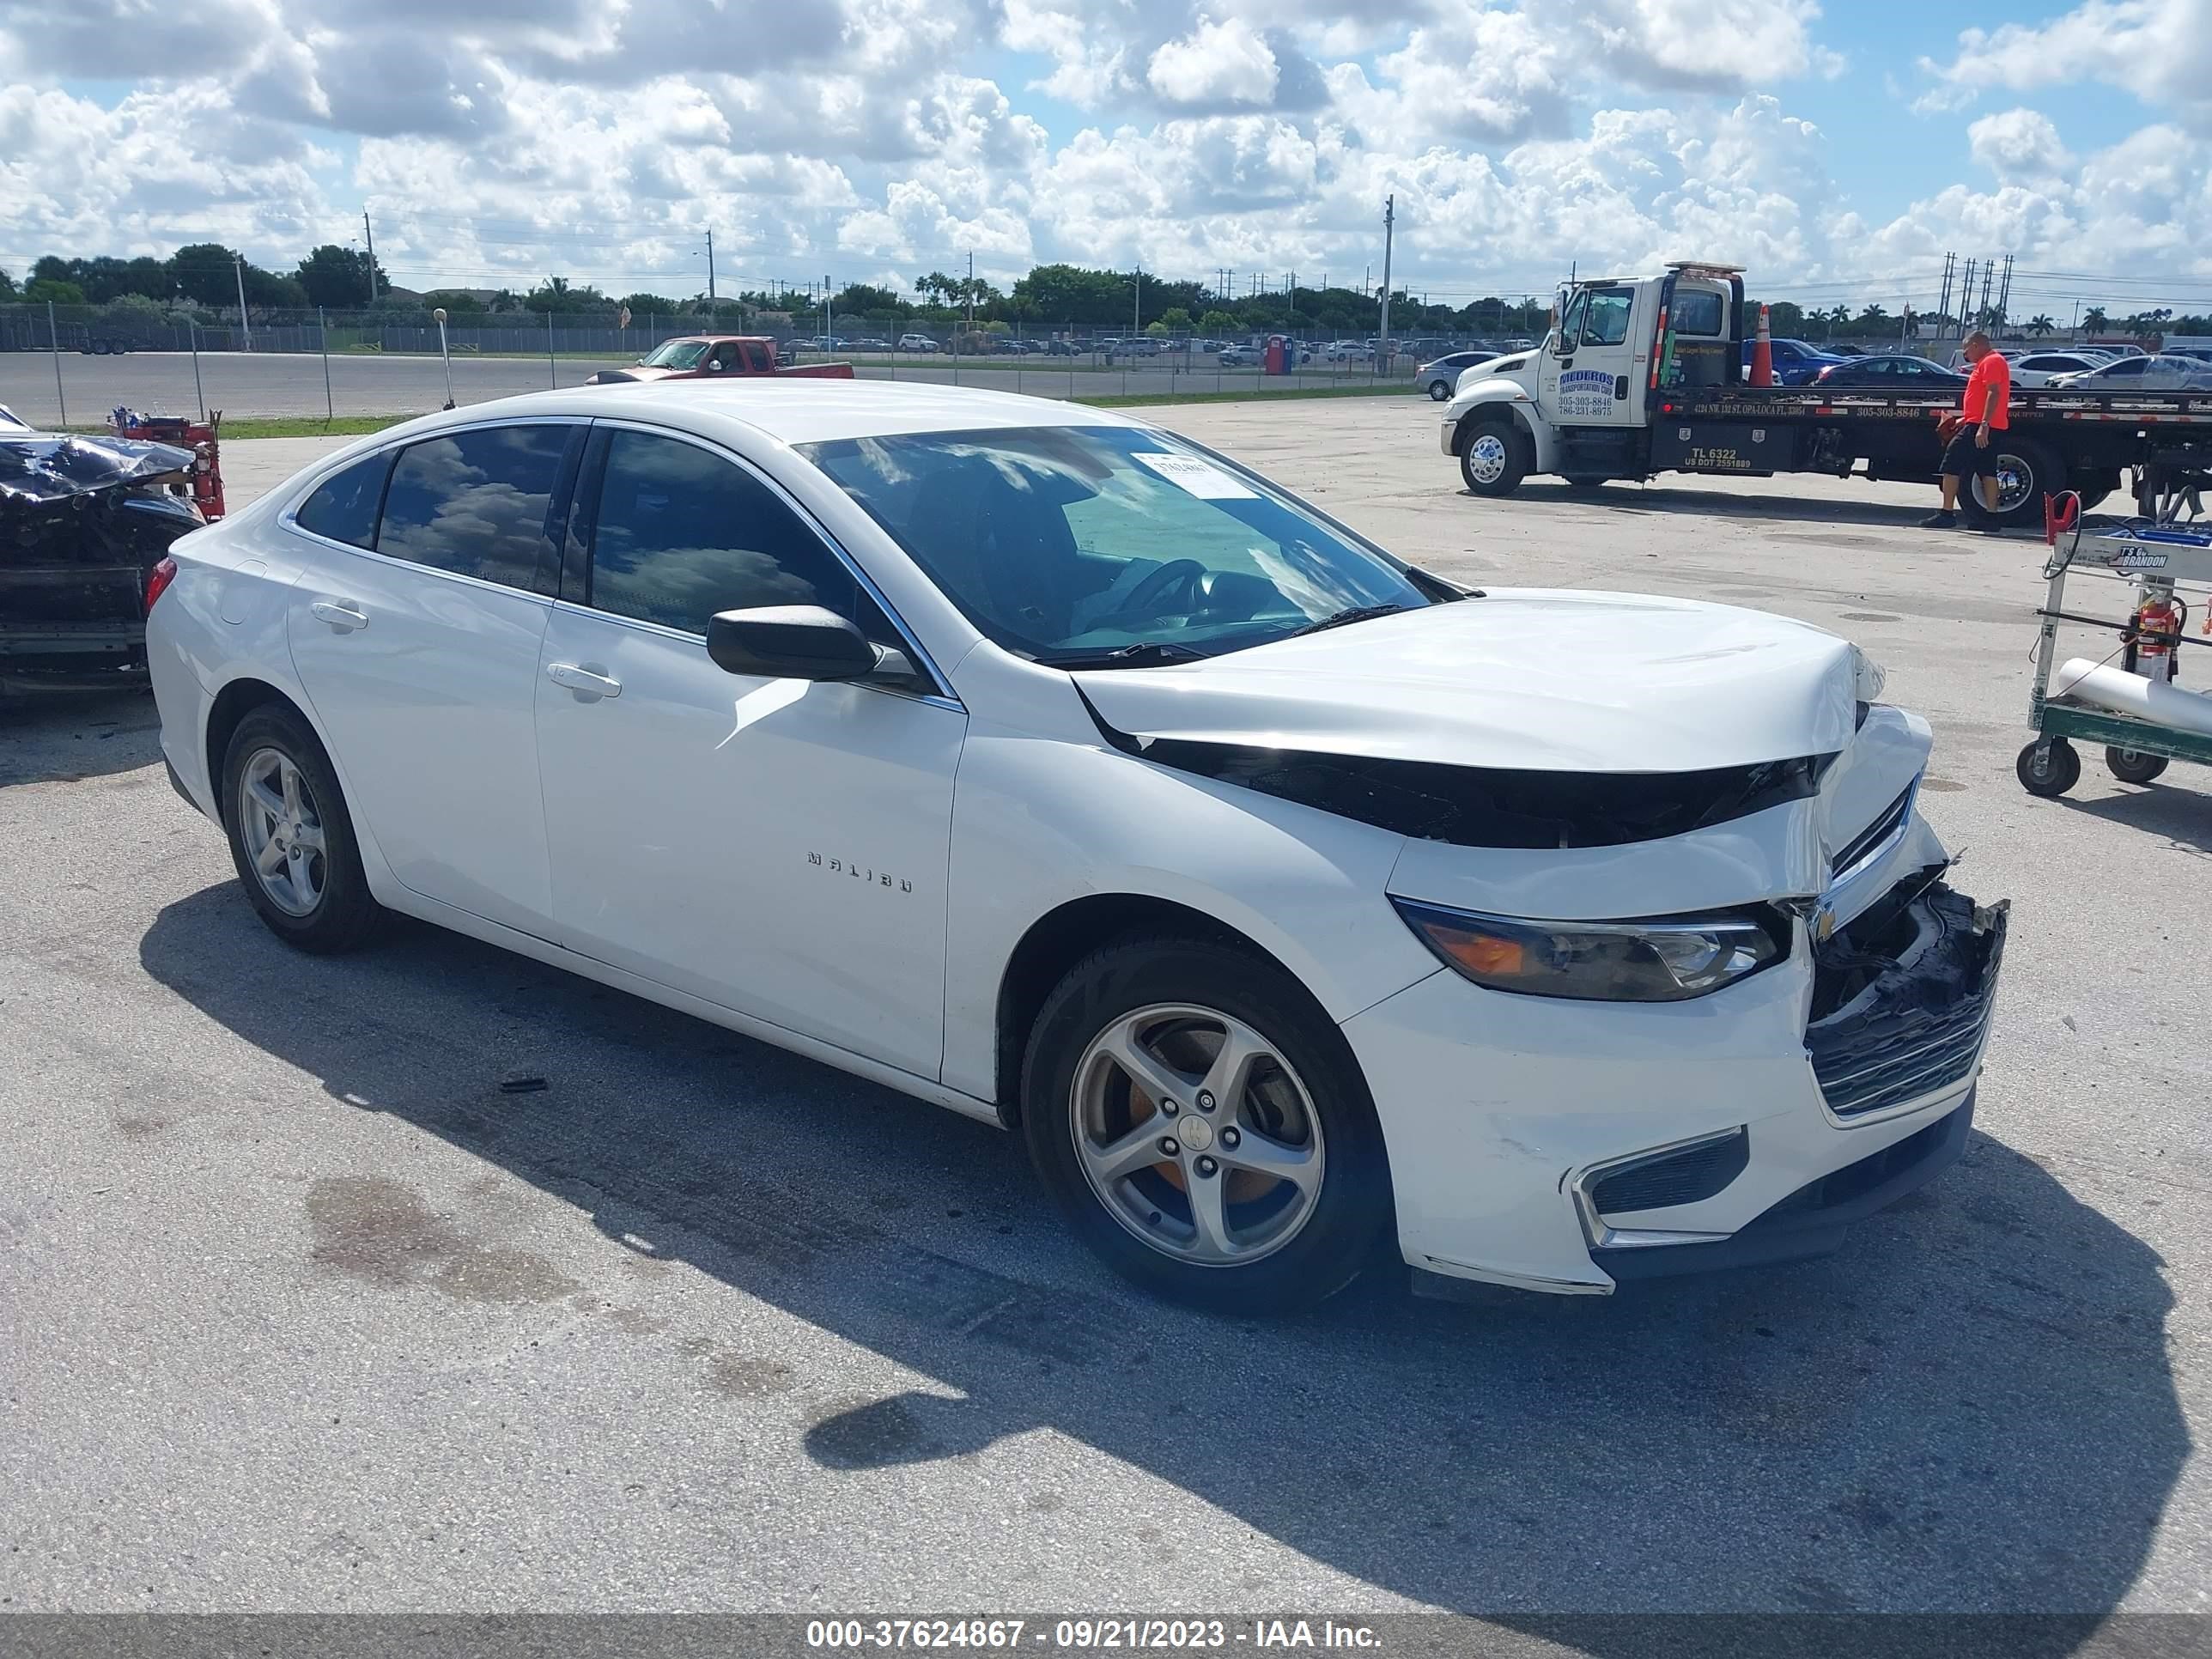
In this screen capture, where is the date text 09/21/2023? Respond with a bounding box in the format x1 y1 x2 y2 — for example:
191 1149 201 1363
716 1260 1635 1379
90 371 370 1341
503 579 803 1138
804 1619 1383 1650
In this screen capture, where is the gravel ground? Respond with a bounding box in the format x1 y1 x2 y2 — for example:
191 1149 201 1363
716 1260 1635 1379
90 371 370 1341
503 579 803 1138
1 396 2207 1624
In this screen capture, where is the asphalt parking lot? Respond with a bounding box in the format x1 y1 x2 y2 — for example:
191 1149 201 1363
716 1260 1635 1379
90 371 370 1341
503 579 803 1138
0 349 1389 426
3 396 2209 1623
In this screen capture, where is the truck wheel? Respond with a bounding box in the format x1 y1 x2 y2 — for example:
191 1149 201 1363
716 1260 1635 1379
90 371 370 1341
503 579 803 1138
1459 419 1526 497
1966 436 2065 532
2016 738 2081 798
2106 747 2169 785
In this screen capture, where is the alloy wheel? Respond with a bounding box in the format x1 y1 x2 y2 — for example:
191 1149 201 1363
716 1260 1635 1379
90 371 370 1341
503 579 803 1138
236 746 329 917
1070 1003 1326 1267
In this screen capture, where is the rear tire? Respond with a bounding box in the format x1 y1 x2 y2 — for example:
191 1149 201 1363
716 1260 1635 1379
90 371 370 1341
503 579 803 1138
1458 418 1527 497
1964 435 2065 532
1021 936 1392 1313
2106 746 2169 785
1427 379 1453 401
220 705 385 953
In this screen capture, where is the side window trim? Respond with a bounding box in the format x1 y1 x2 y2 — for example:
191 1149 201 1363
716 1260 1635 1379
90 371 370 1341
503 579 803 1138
576 419 959 705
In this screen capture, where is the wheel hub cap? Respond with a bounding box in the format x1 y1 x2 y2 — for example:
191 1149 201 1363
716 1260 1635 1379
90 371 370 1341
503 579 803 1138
1179 1115 1215 1152
1468 434 1507 483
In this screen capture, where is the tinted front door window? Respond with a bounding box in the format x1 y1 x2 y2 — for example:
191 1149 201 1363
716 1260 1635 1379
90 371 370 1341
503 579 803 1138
587 429 888 641
376 425 573 591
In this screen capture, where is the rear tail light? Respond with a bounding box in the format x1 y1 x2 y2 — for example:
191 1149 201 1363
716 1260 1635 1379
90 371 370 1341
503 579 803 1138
144 555 179 615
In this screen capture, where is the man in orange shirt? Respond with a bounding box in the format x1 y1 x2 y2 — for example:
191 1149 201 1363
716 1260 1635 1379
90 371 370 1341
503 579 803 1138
1920 331 2012 532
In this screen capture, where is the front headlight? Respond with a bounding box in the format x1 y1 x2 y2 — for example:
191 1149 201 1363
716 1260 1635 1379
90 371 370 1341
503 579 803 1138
1393 898 1789 1002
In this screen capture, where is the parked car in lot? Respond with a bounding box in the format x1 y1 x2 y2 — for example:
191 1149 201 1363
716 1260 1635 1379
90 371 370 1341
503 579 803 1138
2047 354 2212 391
897 333 940 353
1810 355 1971 389
146 380 1999 1310
2004 350 2117 387
1045 340 1081 356
1218 343 1261 367
1415 351 1500 401
586 337 854 386
1739 338 1849 385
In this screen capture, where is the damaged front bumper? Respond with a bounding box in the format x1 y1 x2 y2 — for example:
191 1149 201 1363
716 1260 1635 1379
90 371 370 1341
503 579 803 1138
1348 865 2008 1296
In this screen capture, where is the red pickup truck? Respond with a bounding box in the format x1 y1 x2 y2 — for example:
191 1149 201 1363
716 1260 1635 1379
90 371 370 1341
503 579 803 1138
586 336 855 385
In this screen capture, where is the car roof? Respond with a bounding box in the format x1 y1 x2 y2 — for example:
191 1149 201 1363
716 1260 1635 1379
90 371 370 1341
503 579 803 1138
360 378 1146 449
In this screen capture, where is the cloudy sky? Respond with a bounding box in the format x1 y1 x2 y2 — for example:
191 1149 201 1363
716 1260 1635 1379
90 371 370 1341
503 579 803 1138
3 0 2211 315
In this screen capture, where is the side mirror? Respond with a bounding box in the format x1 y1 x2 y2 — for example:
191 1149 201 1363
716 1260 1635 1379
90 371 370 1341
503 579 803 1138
707 606 878 681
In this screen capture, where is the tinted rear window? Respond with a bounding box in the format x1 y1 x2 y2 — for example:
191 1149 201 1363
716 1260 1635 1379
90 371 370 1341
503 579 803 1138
295 451 394 550
1673 291 1724 337
375 425 573 591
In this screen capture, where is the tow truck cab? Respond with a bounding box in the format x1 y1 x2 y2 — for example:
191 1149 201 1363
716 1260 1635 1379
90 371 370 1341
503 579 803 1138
1443 264 1757 489
586 336 857 386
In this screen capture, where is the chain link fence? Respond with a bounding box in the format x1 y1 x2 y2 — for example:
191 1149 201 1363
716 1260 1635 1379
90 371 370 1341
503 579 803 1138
0 300 1964 428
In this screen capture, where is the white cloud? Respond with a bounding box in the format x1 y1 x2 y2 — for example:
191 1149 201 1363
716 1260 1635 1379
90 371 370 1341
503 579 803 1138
1147 17 1280 107
3 0 2208 319
1921 0 2212 125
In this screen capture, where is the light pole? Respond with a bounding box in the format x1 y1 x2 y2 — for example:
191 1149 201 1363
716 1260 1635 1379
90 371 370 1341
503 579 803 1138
233 255 252 351
434 307 455 410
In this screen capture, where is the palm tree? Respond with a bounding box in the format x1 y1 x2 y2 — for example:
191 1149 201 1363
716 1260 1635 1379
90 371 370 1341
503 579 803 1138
2082 306 2109 337
2027 313 2055 337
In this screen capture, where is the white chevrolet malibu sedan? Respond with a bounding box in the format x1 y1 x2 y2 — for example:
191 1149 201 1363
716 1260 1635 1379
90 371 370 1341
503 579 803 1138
147 381 2005 1310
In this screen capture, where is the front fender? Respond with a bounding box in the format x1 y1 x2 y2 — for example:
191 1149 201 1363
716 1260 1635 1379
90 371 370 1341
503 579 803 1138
1445 381 1554 472
939 710 1437 1103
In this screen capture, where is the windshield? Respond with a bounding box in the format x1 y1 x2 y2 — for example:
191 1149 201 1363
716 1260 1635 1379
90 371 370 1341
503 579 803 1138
641 340 710 368
800 425 1440 665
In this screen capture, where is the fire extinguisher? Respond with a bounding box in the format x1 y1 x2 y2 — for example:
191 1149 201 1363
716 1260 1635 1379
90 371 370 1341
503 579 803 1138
2124 576 2187 684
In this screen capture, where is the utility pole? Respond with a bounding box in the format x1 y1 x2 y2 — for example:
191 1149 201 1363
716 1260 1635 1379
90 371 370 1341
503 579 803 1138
233 255 252 351
1977 259 1995 329
1133 264 1141 337
1377 193 1395 367
968 252 975 336
825 273 833 344
1996 252 2014 325
1936 252 1954 340
362 210 378 304
1955 258 1976 337
707 228 716 303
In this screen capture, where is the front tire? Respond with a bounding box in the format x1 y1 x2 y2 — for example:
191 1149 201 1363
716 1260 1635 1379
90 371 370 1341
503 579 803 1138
221 705 385 952
2017 738 2081 798
1427 379 1453 401
1458 418 1527 497
1021 937 1391 1312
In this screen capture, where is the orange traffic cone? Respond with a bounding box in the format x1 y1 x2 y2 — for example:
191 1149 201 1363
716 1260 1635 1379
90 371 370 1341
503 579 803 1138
1749 303 1774 386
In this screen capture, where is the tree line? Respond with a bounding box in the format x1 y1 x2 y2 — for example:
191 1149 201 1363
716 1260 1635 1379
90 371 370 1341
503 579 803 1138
2 244 2202 340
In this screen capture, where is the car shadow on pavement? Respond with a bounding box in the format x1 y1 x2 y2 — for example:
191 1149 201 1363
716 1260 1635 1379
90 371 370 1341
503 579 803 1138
0 689 161 787
139 886 2185 1635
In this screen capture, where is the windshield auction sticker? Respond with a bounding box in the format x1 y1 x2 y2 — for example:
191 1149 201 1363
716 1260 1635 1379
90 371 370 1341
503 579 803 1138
1132 451 1259 499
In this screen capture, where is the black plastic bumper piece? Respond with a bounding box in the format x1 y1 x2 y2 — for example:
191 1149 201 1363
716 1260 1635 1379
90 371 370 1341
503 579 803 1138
1593 1091 1975 1284
164 756 206 817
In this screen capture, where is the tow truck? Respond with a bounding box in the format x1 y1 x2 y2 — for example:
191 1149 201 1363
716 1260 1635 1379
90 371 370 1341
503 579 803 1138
1441 263 2212 529
586 335 856 386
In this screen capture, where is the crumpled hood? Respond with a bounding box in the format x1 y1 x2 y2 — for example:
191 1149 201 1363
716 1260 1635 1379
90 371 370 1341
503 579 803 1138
1074 589 1863 774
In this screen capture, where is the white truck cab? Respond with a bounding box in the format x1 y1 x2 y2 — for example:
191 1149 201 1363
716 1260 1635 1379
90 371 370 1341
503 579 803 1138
1441 263 1745 495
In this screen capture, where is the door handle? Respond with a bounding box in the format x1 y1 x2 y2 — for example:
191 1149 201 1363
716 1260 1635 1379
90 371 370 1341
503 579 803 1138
546 661 622 698
309 600 368 629
1614 375 1630 399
